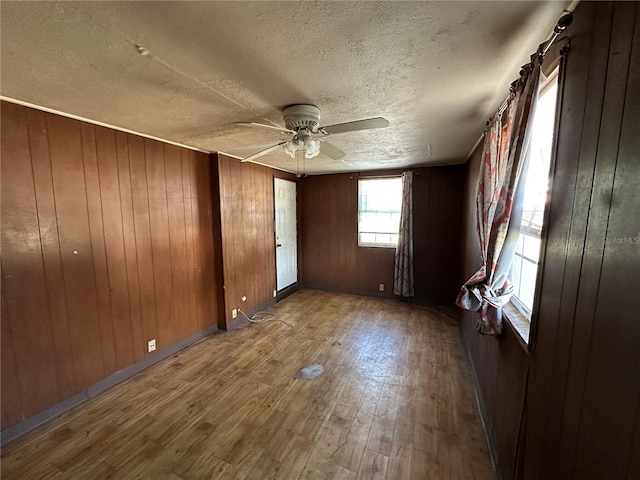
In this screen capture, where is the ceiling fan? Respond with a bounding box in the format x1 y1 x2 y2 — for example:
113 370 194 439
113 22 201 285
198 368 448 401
236 104 389 163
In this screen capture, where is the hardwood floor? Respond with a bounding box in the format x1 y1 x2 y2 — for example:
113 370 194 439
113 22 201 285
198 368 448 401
1 289 495 479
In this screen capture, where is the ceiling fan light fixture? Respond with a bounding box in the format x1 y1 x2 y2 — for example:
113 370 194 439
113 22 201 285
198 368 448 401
237 104 388 164
282 137 321 159
283 139 300 158
304 137 321 159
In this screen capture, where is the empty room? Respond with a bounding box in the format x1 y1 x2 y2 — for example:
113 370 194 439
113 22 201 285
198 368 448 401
1 1 638 479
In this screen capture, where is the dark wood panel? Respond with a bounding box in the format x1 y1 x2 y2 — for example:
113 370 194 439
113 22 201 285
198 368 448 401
145 139 176 348
164 144 189 342
1 281 22 429
116 131 145 362
217 155 292 328
523 4 640 480
492 331 528 480
530 5 613 476
1 103 221 431
209 153 225 330
555 4 636 478
232 161 245 312
414 167 465 303
80 122 118 377
127 135 159 351
95 125 134 370
190 150 208 330
26 108 77 399
571 3 640 477
302 174 332 288
221 156 240 321
181 148 198 335
195 152 218 329
1 103 61 418
628 408 640 480
48 116 106 388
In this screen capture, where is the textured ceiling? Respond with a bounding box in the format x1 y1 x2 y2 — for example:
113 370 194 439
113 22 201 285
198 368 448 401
1 1 569 174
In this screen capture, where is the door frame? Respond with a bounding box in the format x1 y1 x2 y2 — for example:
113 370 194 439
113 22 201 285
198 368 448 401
272 174 300 299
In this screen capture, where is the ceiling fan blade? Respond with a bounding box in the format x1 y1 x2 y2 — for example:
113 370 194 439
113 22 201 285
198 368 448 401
235 122 295 134
319 141 345 160
241 142 287 163
319 117 390 135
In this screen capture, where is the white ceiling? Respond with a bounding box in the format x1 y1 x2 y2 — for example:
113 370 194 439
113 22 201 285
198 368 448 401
1 1 569 174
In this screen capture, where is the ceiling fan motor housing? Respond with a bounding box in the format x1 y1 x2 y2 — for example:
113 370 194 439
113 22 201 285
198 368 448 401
283 104 321 132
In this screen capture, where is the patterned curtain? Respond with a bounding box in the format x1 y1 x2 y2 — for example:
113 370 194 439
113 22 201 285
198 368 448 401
456 57 541 335
394 171 414 297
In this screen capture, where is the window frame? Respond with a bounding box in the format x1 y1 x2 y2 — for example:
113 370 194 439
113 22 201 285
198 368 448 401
504 58 564 349
357 176 402 249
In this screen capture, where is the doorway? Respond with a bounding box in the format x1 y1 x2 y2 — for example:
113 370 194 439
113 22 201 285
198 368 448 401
274 178 297 291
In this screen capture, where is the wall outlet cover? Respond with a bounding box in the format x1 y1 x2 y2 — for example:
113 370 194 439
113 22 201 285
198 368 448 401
379 283 385 291
147 339 156 353
232 308 238 319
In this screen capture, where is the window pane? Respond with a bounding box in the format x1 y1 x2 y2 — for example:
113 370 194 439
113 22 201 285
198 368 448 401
360 232 376 244
519 257 538 310
358 177 402 247
511 235 524 299
509 68 559 316
522 234 541 265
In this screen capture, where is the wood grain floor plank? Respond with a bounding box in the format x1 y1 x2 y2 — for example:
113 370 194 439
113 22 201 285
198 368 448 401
357 448 389 480
1 290 495 479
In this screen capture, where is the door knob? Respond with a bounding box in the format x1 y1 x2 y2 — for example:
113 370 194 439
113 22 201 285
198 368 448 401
276 243 282 247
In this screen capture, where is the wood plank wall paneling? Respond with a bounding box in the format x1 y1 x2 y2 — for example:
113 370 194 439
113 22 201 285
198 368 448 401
413 166 465 302
300 167 464 304
209 154 226 329
523 3 640 480
216 154 297 329
0 102 220 431
458 3 640 480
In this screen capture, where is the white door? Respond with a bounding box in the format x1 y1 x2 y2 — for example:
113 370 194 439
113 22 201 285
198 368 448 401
274 178 297 291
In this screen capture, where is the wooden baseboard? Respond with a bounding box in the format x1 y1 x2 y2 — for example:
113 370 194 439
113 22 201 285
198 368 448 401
301 284 396 299
276 282 300 302
1 323 218 447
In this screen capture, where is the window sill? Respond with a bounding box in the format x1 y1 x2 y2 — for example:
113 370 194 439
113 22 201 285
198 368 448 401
503 302 531 351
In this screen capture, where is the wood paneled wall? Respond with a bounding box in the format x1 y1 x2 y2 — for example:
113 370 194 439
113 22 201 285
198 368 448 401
300 167 464 304
459 3 640 479
1 102 220 430
522 3 640 479
412 166 465 302
217 154 297 328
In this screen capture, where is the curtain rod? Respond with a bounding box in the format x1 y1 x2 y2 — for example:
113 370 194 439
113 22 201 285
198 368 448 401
466 12 574 162
540 13 574 57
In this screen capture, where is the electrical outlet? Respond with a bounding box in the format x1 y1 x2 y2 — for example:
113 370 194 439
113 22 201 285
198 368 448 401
379 283 385 291
147 339 156 353
241 295 247 302
232 308 238 319
273 289 277 298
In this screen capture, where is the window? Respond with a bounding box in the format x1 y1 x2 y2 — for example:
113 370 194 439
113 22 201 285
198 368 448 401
358 177 402 247
509 67 559 318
